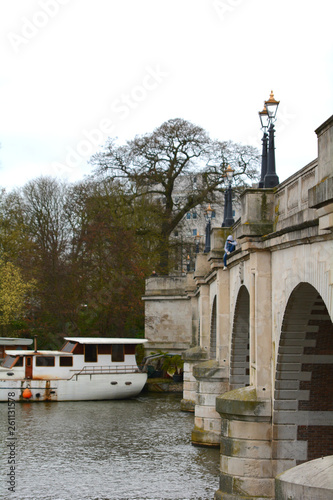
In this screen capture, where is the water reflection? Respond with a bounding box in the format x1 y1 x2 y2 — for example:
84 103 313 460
0 393 219 500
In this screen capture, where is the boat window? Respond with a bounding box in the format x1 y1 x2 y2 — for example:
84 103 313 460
13 356 24 367
84 344 97 363
59 356 73 367
98 344 111 355
73 343 84 354
112 344 124 362
61 341 77 353
125 344 136 355
36 356 55 367
1 356 16 368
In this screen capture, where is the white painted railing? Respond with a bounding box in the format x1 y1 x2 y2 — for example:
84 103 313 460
70 365 139 376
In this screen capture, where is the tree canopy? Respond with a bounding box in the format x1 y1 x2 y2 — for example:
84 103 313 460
0 259 35 334
0 118 260 344
0 176 157 344
91 118 260 271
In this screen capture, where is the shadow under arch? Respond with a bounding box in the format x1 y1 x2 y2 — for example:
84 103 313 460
229 285 250 390
210 296 217 359
197 319 200 346
274 282 333 467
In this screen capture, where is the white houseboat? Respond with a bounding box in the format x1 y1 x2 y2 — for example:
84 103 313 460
0 337 148 402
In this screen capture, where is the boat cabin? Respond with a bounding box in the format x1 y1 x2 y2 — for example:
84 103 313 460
1 337 147 380
0 338 33 361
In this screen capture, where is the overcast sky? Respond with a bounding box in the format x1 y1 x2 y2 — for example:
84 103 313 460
0 0 332 190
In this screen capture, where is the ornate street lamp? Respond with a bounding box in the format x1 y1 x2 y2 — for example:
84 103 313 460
262 90 280 188
222 165 235 227
186 254 191 271
258 104 269 188
265 90 280 121
204 204 213 253
194 233 202 253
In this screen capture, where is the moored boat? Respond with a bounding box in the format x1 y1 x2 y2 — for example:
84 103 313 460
0 337 148 402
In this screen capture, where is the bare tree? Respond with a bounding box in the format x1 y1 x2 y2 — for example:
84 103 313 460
91 118 259 272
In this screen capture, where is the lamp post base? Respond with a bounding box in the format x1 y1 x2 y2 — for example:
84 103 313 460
264 173 279 188
222 219 234 227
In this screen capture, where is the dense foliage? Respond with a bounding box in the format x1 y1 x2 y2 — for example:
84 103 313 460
0 118 259 346
0 178 157 346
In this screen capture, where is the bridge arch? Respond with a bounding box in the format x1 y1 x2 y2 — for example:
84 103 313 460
274 282 333 466
230 285 250 390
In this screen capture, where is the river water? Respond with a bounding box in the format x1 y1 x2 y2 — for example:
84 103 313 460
0 393 219 500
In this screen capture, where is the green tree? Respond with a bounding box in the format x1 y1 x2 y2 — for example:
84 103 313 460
20 177 72 332
91 118 259 272
0 259 35 335
68 180 154 336
0 176 157 341
0 189 34 271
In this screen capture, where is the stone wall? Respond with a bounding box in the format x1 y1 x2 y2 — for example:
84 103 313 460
275 456 333 499
142 275 192 354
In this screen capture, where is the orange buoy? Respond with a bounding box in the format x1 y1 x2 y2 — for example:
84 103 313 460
22 388 32 399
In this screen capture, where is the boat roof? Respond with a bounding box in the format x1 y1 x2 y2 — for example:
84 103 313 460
64 337 148 345
5 350 72 356
0 338 33 345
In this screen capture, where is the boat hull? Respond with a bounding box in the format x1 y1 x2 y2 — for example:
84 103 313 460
0 372 147 402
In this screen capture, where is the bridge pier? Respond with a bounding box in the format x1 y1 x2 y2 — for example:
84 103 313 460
191 360 228 447
181 346 208 412
215 387 274 500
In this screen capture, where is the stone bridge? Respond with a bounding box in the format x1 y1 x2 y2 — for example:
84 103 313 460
143 115 333 499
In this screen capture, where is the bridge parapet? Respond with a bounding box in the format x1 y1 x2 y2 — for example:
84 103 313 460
309 115 333 232
274 159 318 231
234 188 275 240
231 158 320 244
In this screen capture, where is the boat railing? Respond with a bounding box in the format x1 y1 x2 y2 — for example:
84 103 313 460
69 365 140 378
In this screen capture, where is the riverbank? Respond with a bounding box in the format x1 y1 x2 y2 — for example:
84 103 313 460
144 377 183 393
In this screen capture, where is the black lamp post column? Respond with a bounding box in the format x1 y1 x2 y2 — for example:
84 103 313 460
186 254 191 272
259 131 268 188
258 104 269 188
222 165 235 227
204 204 213 253
195 233 201 253
258 91 280 189
264 121 279 187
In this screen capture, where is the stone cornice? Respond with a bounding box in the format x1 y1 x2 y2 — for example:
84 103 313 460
216 386 271 421
142 294 189 301
315 114 333 136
